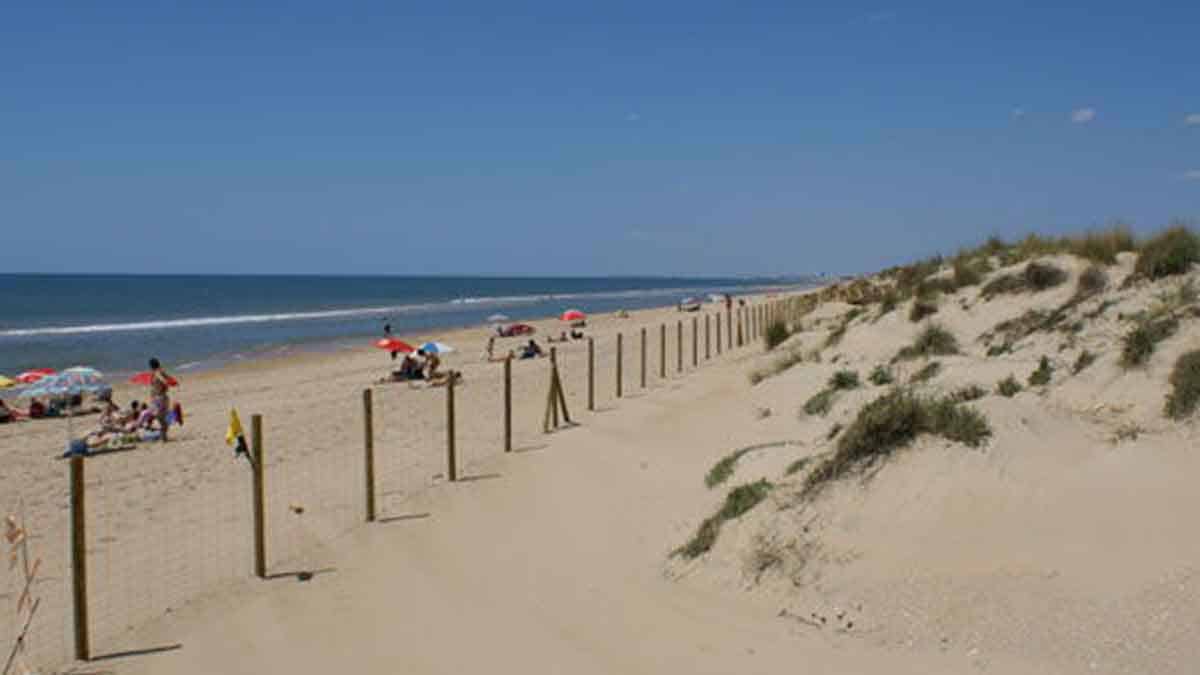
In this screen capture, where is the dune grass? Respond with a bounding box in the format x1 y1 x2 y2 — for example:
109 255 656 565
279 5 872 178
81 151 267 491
1028 356 1054 386
1120 315 1180 368
1075 265 1109 299
996 375 1023 397
749 346 805 385
868 364 894 385
803 389 990 493
1134 225 1200 281
1165 350 1200 420
1072 350 1097 374
676 480 773 559
910 361 942 383
950 384 988 402
894 323 960 361
829 369 861 390
803 388 837 416
764 319 791 351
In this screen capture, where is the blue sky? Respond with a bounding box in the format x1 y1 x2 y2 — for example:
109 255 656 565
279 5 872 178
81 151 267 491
2 1 1197 276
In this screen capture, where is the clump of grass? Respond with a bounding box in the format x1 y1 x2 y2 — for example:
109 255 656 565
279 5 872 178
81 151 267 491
981 272 1025 298
1075 265 1109 299
868 365 894 385
996 375 1023 397
987 342 1013 357
1023 261 1069 291
908 296 939 322
894 323 960 361
749 346 805 385
1028 356 1054 386
785 455 815 476
1134 225 1200 281
804 389 991 492
826 423 844 440
877 289 900 318
764 319 791 351
803 388 837 416
910 361 942 383
951 257 989 289
1072 350 1097 374
1165 350 1200 420
1070 226 1137 264
951 384 988 402
1120 315 1180 368
705 445 764 488
829 369 860 390
676 480 773 559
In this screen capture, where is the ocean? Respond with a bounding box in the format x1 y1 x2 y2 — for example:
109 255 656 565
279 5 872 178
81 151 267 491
0 274 807 377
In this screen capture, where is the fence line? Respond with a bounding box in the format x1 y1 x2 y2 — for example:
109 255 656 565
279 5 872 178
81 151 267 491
6 299 793 673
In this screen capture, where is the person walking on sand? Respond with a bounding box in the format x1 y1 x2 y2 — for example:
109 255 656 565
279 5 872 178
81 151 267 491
147 357 176 443
384 322 400 361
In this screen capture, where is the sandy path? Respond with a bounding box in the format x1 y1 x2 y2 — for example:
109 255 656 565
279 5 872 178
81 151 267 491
98 336 1055 675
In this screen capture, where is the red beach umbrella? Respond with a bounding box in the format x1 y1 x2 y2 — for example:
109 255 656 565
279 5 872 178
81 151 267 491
15 369 55 384
560 309 586 322
375 337 415 353
129 372 179 387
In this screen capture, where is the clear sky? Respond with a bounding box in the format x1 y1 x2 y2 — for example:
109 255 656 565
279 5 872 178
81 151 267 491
3 1 1197 276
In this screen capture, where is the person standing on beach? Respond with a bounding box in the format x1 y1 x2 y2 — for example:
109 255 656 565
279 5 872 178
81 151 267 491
384 322 399 361
147 357 175 443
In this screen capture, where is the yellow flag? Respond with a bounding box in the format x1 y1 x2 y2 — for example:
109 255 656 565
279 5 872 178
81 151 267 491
225 409 244 446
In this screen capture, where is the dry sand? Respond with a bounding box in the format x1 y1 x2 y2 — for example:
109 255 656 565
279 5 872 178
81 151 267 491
5 252 1199 675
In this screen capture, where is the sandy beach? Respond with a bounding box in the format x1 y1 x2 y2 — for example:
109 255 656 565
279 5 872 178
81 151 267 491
0 294 775 672
6 240 1200 675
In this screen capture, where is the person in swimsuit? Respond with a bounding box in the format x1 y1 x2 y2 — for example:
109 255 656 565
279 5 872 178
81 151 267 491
147 357 176 443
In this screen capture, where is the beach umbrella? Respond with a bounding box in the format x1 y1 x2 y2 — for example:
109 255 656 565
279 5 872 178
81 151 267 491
375 338 414 353
15 369 54 384
487 314 509 323
560 309 586 322
418 341 454 354
129 372 180 387
20 367 108 455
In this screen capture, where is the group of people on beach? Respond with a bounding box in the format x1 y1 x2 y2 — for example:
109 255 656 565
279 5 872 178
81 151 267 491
484 337 552 362
380 349 460 386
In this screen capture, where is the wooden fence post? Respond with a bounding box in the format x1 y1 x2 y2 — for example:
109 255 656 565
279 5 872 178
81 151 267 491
716 313 722 355
550 347 560 428
692 317 698 367
660 324 666 378
70 455 89 661
640 327 647 388
504 356 512 452
251 414 266 579
363 389 375 522
676 320 683 373
705 314 711 360
446 372 457 482
587 337 595 411
616 333 623 398
727 306 733 347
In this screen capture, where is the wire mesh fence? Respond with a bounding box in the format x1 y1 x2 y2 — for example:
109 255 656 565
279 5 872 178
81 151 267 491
2 301 776 674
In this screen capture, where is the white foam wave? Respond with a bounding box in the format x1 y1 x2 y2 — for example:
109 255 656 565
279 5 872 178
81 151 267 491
1 283 795 339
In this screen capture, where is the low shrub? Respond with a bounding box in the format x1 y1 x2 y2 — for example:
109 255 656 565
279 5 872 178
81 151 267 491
1075 265 1109 299
829 369 861 390
1068 225 1137 265
1120 315 1180 368
749 346 805 384
951 384 988 402
676 480 773 559
1023 261 1068 291
910 361 942 383
895 323 960 361
996 375 1022 397
868 364 894 385
909 297 939 322
764 320 791 351
804 389 991 492
981 273 1025 298
1072 350 1097 374
1028 356 1054 386
1135 225 1200 281
987 342 1013 357
803 388 837 416
951 257 990 289
1165 350 1200 420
